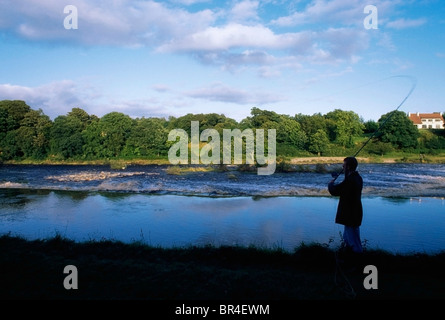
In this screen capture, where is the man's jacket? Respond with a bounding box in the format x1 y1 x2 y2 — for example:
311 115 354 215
328 171 363 227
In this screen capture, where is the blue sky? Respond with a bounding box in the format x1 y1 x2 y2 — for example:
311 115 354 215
0 0 444 122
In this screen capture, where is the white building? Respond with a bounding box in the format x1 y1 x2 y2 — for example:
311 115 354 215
408 112 445 129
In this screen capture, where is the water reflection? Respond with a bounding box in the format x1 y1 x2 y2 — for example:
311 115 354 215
0 188 51 209
1 189 444 254
379 196 411 204
53 190 91 201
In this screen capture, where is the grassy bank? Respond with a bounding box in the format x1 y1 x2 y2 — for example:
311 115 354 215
1 234 444 300
3 151 445 167
2 158 172 167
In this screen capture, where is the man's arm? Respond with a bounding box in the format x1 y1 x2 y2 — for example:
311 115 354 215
328 179 343 196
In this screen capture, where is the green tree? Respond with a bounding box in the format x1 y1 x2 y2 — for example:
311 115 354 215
418 130 445 151
51 116 83 159
363 120 379 134
0 107 9 141
377 111 419 149
68 107 93 126
365 140 395 156
1 131 20 159
96 112 134 158
325 109 364 147
0 100 33 159
124 117 169 157
241 107 281 129
82 119 102 159
276 116 307 150
50 108 95 159
0 100 32 131
15 109 52 159
308 129 330 156
168 113 238 136
295 113 328 137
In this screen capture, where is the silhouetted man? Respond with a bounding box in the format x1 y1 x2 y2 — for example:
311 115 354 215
328 157 363 254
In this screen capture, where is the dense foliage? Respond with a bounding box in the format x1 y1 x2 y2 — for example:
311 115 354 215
1 100 444 162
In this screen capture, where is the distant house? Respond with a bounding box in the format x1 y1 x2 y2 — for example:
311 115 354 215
408 112 445 129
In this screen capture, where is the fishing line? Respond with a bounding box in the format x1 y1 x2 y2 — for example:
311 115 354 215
331 75 417 181
333 250 357 298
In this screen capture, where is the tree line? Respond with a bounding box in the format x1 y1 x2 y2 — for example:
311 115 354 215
0 100 444 163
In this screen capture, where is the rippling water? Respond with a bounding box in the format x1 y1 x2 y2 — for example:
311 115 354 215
1 163 445 197
1 163 445 254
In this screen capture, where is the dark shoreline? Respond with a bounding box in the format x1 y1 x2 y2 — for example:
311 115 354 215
1 234 444 300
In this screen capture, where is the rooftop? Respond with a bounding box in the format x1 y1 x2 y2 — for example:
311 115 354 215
408 112 444 125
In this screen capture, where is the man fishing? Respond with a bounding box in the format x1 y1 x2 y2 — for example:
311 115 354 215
328 157 364 258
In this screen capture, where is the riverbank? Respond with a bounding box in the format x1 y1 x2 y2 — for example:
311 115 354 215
1 234 444 301
3 152 445 167
289 154 445 164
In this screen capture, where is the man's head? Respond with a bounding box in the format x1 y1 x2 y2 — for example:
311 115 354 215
343 157 358 175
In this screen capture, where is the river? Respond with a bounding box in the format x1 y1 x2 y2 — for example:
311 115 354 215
1 163 444 254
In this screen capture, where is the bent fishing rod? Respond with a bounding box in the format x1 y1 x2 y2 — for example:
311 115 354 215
331 75 417 181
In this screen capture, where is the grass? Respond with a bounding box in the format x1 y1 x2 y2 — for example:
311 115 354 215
1 233 444 301
4 151 445 167
165 165 218 175
2 157 172 167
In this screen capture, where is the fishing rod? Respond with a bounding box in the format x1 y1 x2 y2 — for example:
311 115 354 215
331 75 417 181
329 75 417 295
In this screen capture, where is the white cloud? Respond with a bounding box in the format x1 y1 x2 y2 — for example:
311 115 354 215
303 66 354 87
317 28 369 62
0 0 399 76
0 0 216 46
159 23 368 64
386 18 427 29
271 0 400 29
0 1 372 63
195 50 304 76
229 0 259 23
195 50 274 68
152 84 172 92
184 82 286 104
271 0 365 27
169 0 211 5
0 81 175 119
257 66 282 78
377 32 396 51
108 98 172 119
0 81 97 119
158 23 302 52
